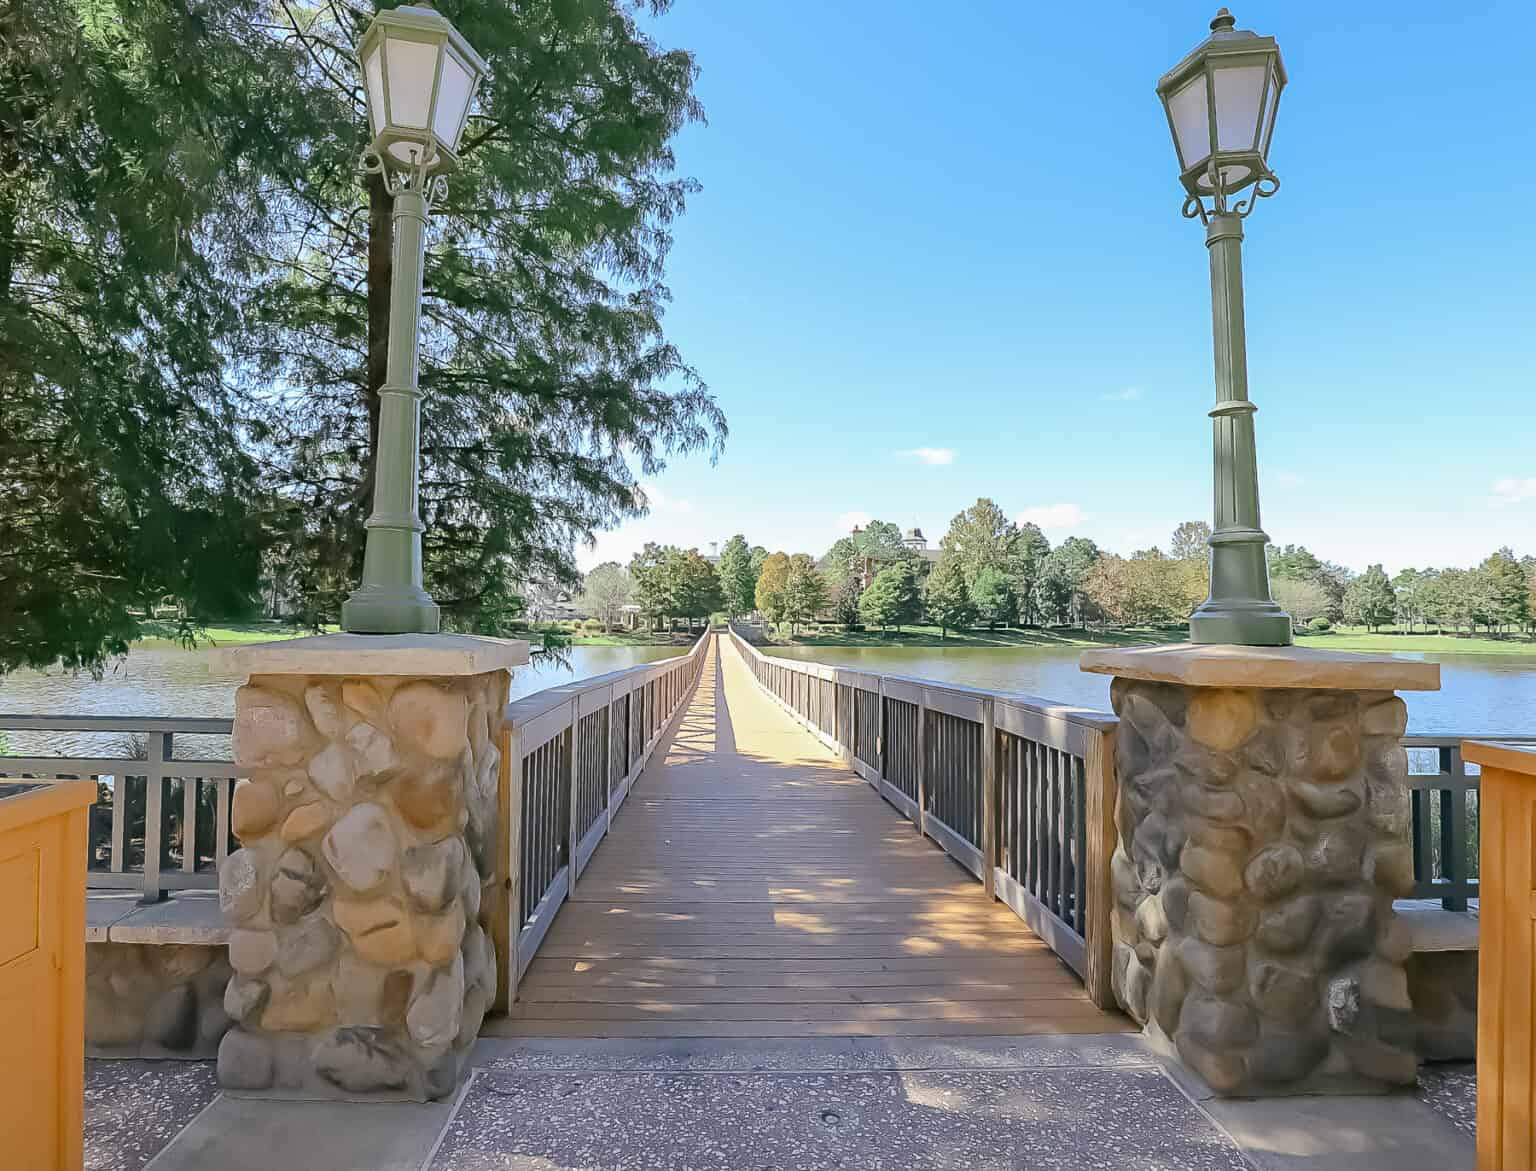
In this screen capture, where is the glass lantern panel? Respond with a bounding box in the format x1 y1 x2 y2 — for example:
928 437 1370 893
1195 163 1255 192
431 53 474 150
384 36 440 129
1258 65 1281 158
1167 73 1211 171
1213 64 1267 152
363 45 386 137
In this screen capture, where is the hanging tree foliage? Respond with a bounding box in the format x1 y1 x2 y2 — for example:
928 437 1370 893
255 0 724 630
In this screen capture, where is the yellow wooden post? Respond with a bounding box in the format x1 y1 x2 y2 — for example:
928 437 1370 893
0 779 95 1171
1467 740 1536 1171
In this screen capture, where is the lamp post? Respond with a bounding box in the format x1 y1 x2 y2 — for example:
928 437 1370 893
341 3 488 634
1157 8 1292 646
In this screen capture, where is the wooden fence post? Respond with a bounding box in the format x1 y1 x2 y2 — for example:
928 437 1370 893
916 699 929 838
981 698 997 900
493 711 520 1013
1082 725 1119 1010
566 698 580 896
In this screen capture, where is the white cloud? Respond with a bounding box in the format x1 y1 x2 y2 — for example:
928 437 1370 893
1490 477 1536 508
837 511 872 533
1017 503 1086 531
895 447 955 466
1101 386 1143 402
635 482 694 514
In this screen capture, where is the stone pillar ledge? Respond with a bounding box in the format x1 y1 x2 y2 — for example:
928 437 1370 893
1080 643 1440 693
210 632 529 677
1082 641 1439 1096
213 633 522 1101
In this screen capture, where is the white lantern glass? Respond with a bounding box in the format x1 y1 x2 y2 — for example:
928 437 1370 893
431 53 474 150
1213 64 1267 151
1258 64 1281 155
384 37 439 130
1168 74 1210 172
363 45 386 137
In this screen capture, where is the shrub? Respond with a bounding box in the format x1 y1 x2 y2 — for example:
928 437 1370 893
1307 618 1332 633
581 618 603 633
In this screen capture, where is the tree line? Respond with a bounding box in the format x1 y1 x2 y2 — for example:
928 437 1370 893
576 500 1536 640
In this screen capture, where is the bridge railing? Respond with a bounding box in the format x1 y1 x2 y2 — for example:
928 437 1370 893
1405 734 1536 911
0 715 241 903
495 633 710 1007
725 629 1122 1009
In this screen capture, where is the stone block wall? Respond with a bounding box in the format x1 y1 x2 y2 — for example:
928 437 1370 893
1108 677 1419 1093
86 943 231 1057
217 669 503 1100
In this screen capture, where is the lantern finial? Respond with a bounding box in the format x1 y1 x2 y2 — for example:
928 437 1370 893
1210 9 1236 33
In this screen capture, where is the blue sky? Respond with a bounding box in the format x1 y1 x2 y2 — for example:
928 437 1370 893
581 1 1535 574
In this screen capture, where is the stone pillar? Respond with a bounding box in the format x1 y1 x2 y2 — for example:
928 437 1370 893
1080 645 1440 1096
211 634 526 1101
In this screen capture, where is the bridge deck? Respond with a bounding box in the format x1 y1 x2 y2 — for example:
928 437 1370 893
491 638 1128 1038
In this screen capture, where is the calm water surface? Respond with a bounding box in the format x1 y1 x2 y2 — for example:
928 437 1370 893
0 644 682 757
767 645 1536 736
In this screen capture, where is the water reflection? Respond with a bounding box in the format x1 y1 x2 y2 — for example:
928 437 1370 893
0 643 683 757
765 646 1536 736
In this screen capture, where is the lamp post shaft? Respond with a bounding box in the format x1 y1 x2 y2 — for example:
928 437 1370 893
340 187 441 634
1189 211 1292 646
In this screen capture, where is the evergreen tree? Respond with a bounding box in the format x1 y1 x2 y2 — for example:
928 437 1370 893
669 549 723 629
258 0 725 629
1009 523 1051 627
716 535 755 618
0 0 305 672
782 554 827 634
1481 548 1531 632
969 566 1015 629
939 498 1016 592
859 564 921 634
1342 564 1396 632
1035 537 1101 626
628 543 673 630
924 556 974 638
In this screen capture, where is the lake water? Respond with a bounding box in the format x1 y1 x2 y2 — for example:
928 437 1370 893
2 640 1530 758
0 644 682 757
766 645 1536 737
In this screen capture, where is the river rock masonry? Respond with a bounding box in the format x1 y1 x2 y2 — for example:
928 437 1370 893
1082 644 1440 1096
213 634 524 1101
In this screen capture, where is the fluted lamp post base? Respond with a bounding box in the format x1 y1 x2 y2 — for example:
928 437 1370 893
341 584 440 635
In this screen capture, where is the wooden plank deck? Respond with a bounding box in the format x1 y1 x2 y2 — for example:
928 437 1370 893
488 636 1130 1039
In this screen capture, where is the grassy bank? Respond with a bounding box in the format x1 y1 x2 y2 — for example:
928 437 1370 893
133 621 333 648
135 620 694 651
768 624 1536 657
769 626 1167 650
1296 629 1536 655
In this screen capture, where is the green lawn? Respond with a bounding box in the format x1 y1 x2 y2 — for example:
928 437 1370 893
774 625 1169 650
133 620 335 648
1296 628 1536 655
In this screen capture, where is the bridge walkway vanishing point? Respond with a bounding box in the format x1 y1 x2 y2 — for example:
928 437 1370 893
489 636 1129 1039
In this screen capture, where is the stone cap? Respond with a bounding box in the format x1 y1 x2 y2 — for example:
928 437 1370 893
1464 740 1536 776
1079 642 1440 692
211 632 530 677
87 890 230 946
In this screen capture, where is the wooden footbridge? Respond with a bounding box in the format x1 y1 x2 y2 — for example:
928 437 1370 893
487 632 1128 1038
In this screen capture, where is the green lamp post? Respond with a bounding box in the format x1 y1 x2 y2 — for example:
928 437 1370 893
341 3 489 634
1157 8 1292 646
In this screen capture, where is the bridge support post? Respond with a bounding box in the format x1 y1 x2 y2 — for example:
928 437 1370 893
1080 643 1439 1096
211 633 526 1102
